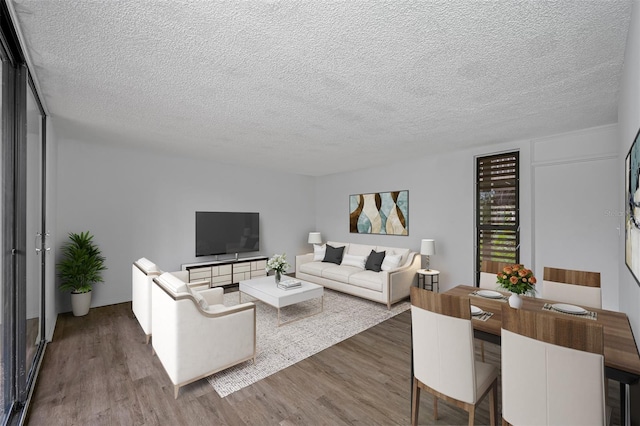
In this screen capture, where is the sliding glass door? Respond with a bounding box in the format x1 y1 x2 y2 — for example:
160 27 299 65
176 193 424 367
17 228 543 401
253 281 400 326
0 44 6 422
0 5 48 423
24 78 44 399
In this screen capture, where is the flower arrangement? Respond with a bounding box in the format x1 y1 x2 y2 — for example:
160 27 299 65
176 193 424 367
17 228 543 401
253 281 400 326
496 264 537 295
266 253 290 274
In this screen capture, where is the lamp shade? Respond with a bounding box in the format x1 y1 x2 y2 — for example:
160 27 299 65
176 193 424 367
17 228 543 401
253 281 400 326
420 239 436 256
308 232 322 244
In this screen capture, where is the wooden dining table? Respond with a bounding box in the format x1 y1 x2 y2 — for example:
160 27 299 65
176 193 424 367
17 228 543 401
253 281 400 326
443 285 640 426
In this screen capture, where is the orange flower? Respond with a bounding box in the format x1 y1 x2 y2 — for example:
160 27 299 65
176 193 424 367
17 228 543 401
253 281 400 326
503 266 512 274
530 276 537 284
510 276 519 284
518 269 528 277
512 264 521 271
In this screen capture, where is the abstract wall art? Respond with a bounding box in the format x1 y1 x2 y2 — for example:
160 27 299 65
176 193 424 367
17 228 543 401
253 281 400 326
349 190 408 235
626 128 640 286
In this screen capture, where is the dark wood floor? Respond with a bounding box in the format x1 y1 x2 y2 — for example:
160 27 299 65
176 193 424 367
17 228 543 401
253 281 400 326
27 296 621 425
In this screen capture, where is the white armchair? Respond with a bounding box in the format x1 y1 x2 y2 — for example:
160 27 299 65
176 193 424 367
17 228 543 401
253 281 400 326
132 258 210 343
151 272 256 398
132 258 161 344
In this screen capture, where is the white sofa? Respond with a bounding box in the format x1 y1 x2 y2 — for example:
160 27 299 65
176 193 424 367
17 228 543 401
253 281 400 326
152 272 256 398
295 241 420 309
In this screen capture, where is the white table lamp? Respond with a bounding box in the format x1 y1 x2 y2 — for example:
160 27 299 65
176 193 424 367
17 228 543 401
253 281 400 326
308 232 322 245
421 239 436 270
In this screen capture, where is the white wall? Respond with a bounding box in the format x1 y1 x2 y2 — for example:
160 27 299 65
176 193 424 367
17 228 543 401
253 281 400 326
618 0 640 346
532 125 619 310
315 140 533 291
315 126 619 304
53 121 316 312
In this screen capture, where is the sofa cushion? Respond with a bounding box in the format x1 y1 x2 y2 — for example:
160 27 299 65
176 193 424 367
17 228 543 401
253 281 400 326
365 250 386 272
326 241 348 249
299 261 335 276
313 244 326 261
341 253 366 269
377 246 410 265
349 270 384 292
158 272 188 294
381 254 403 271
322 265 362 282
347 244 377 257
323 244 345 265
189 288 209 310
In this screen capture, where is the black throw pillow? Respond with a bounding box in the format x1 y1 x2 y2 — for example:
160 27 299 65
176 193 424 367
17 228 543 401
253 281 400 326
322 244 345 265
365 250 386 272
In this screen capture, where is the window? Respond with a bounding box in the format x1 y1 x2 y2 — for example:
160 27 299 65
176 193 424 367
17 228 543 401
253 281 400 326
476 152 519 283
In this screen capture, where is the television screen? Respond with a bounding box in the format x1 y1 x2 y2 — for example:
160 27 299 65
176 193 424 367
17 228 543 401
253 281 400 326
196 212 259 257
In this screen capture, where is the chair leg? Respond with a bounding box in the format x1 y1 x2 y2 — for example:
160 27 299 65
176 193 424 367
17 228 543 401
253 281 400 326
489 381 498 426
468 407 475 426
145 334 150 345
411 378 420 426
174 385 180 399
433 395 438 420
480 341 485 362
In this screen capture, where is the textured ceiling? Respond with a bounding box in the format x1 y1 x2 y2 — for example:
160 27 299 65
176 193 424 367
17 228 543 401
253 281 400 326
10 0 633 176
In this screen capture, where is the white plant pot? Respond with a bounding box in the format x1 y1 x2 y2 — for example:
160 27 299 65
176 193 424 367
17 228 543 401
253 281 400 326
508 293 523 309
71 291 92 316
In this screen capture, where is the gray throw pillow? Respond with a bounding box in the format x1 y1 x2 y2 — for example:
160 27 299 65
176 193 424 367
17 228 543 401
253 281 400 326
322 244 345 265
365 250 386 272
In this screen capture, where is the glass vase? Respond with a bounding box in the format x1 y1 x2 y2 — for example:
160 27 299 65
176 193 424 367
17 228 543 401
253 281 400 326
275 270 282 284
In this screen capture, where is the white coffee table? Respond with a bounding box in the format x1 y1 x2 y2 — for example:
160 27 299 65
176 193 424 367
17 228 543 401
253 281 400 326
239 275 324 326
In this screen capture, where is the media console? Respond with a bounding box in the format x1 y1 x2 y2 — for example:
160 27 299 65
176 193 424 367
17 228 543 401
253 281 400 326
181 256 268 287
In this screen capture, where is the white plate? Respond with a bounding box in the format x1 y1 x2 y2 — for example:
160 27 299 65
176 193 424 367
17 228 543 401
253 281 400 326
476 290 503 299
470 305 483 316
551 303 588 315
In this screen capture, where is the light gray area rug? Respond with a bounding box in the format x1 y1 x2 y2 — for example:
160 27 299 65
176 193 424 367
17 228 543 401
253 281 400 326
207 288 410 397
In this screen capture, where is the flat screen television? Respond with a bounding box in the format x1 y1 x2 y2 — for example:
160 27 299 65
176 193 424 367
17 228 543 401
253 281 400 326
196 211 259 257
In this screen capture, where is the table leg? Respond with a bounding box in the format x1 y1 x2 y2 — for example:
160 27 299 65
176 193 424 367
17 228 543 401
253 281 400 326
621 382 630 426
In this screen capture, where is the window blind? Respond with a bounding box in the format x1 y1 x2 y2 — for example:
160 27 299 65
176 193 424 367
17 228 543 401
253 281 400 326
476 152 519 268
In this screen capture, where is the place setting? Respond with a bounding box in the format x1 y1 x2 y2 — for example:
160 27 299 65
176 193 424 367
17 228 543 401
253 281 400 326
469 289 509 302
470 304 494 322
542 302 598 320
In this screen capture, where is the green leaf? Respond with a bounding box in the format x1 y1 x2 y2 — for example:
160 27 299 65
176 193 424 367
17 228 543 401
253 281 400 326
57 231 107 293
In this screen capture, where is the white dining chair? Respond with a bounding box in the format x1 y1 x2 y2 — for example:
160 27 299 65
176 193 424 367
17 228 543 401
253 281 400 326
477 260 510 361
478 260 510 290
542 266 602 309
410 287 498 426
501 305 606 425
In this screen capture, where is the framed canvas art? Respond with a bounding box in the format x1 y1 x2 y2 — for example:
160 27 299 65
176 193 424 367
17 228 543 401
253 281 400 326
349 190 408 235
626 128 640 286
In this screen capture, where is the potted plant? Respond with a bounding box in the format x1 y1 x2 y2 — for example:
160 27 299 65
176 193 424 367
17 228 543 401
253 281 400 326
496 264 536 309
57 231 107 316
